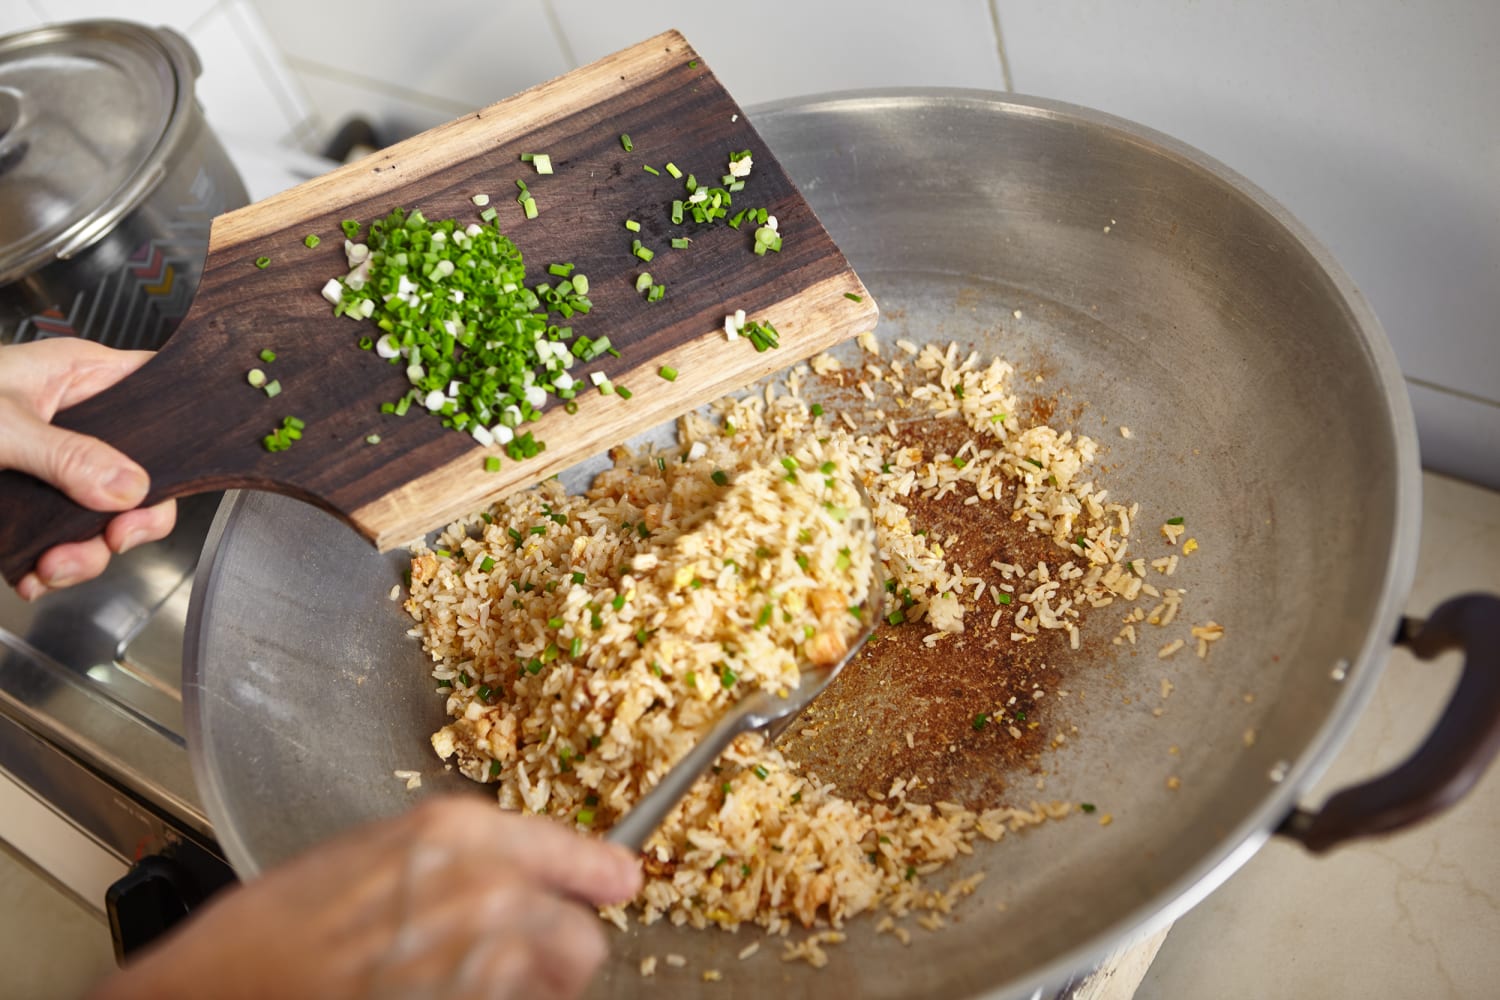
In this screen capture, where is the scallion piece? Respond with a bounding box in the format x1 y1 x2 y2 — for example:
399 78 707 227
635 272 653 293
642 164 660 175
254 256 270 269
484 456 501 472
624 219 641 232
303 234 320 249
619 133 633 151
844 292 863 302
263 379 281 398
247 368 266 388
365 433 381 445
532 154 553 174
259 349 277 363
616 384 633 399
664 162 682 179
658 365 678 381
753 764 769 780
1167 516 1185 525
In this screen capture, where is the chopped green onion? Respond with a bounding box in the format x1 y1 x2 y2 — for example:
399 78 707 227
571 571 586 584
341 220 360 239
755 604 773 628
263 379 281 398
1081 803 1096 813
658 365 678 382
809 403 824 417
710 470 728 486
642 164 660 175
844 292 863 302
619 133 633 151
479 556 496 572
365 433 381 445
570 636 583 657
247 368 266 388
259 349 277 363
1167 516 1185 525
635 272 653 293
254 256 270 269
485 456 501 472
624 219 641 232
531 154 553 174
616 384 633 399
886 609 906 626
973 712 990 731
303 234 320 249
997 593 1013 605
753 765 769 780
665 162 682 179
720 664 738 688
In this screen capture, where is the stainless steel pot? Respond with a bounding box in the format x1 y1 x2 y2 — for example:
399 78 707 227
0 20 248 348
182 91 1500 998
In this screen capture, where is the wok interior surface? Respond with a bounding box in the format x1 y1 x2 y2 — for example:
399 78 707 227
186 92 1418 998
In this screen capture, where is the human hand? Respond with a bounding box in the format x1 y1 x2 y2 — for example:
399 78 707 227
0 339 176 600
94 796 643 1000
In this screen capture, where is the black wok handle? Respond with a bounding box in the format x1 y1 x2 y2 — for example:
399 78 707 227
1277 593 1500 853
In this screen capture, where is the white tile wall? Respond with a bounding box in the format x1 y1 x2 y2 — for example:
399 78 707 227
549 0 1007 106
249 0 574 145
3 0 1496 486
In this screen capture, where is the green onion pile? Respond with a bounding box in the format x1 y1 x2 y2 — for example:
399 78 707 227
322 207 595 463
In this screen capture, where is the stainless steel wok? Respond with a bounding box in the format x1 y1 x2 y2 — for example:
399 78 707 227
183 91 1500 998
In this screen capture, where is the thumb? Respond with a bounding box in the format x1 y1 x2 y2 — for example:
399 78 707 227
0 397 150 511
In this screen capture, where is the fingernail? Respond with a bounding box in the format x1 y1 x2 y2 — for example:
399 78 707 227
41 560 81 590
104 466 149 506
16 575 46 602
116 528 148 555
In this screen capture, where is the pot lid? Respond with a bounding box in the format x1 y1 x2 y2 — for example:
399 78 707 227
0 20 199 284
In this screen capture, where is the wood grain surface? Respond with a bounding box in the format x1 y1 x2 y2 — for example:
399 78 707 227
0 30 877 586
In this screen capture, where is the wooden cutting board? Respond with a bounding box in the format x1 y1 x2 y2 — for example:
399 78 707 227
0 30 876 587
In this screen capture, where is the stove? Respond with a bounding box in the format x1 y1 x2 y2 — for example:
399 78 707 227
0 493 235 958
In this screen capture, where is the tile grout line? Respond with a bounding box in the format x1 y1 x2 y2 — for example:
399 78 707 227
539 0 579 71
219 0 314 148
184 0 225 38
284 54 476 119
1405 375 1500 411
986 0 1015 92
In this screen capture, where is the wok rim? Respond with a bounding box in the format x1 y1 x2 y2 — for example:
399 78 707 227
183 88 1423 995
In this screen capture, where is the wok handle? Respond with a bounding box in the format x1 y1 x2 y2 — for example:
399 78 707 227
1277 593 1500 853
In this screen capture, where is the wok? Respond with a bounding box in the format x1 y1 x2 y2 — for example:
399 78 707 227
184 91 1500 998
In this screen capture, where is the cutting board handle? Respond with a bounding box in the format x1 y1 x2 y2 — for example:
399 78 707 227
0 331 252 588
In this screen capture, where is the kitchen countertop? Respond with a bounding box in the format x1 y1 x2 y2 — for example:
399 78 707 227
1 471 1496 997
1138 471 1500 999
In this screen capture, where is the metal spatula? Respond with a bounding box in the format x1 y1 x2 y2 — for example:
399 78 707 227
605 478 883 852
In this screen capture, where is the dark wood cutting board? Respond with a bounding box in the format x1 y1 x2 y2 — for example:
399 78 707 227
0 30 877 587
